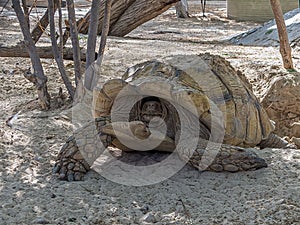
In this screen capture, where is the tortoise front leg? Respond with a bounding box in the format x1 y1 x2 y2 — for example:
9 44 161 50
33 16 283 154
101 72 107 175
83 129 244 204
53 117 112 181
179 140 267 172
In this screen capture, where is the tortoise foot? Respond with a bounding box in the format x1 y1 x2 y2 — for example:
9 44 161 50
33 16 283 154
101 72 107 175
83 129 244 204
210 147 268 172
53 117 113 181
183 142 268 172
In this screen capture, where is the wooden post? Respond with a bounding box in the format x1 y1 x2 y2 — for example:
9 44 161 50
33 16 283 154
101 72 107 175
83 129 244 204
270 0 294 69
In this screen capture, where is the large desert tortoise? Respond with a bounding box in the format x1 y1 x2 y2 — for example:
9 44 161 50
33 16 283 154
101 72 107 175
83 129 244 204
53 53 293 181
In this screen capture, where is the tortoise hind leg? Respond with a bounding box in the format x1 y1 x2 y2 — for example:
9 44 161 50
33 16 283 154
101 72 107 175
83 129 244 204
259 133 297 149
53 117 112 181
179 140 267 172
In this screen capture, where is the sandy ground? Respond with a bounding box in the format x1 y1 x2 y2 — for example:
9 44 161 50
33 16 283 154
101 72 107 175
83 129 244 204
0 3 300 225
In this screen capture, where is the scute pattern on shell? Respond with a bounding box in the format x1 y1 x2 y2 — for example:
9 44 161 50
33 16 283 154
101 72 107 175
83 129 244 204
93 53 274 147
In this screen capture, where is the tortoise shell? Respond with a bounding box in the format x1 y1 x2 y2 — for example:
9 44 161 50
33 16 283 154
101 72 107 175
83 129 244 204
93 53 274 147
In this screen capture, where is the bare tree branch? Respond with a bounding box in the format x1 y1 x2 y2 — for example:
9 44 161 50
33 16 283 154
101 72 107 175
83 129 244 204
58 0 64 52
85 0 100 70
21 0 30 28
48 0 75 98
31 0 59 43
96 0 112 66
12 0 50 109
66 0 82 85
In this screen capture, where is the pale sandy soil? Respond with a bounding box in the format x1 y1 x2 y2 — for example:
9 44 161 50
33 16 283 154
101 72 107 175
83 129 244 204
0 4 300 225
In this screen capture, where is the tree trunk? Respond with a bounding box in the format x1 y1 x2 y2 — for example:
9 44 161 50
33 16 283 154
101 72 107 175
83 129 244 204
175 0 189 18
270 0 294 69
0 44 89 60
78 0 179 36
12 0 50 110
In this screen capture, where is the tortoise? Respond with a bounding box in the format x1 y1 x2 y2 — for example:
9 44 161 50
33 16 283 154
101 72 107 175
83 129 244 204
53 53 294 181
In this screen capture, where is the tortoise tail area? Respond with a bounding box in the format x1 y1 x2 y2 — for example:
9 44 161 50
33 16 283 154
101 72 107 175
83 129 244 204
259 133 297 149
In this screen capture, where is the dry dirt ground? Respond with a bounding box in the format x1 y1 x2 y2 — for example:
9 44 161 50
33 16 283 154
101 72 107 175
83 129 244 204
0 3 300 225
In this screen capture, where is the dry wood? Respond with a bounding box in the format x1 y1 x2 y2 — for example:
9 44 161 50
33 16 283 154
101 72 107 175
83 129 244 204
270 0 294 69
85 0 101 71
21 0 30 28
66 0 82 85
58 0 64 52
12 0 50 110
0 44 88 60
78 0 134 35
30 0 59 43
84 0 112 91
48 0 75 98
97 0 112 65
78 0 179 37
110 0 179 36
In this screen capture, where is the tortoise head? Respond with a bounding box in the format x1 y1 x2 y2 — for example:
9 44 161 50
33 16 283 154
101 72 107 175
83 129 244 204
129 96 180 142
140 96 163 124
134 96 211 142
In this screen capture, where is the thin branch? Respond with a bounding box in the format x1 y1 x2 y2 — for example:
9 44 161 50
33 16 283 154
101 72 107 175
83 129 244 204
31 0 58 43
21 0 30 28
58 0 64 53
0 0 10 15
66 0 82 85
96 0 112 66
84 0 100 90
82 0 112 92
48 0 75 98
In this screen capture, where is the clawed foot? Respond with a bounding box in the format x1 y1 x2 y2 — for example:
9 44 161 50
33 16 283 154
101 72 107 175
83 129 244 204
53 136 90 181
210 147 267 172
53 118 113 181
186 144 268 172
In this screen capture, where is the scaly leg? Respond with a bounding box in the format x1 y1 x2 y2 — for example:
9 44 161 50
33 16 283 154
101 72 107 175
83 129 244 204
179 140 267 172
53 117 112 181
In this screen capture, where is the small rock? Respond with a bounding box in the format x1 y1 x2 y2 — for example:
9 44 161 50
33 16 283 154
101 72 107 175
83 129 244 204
140 212 157 223
139 204 150 214
68 217 77 222
223 164 239 172
291 122 300 137
50 193 56 198
34 156 43 162
210 164 223 172
67 163 75 170
33 217 50 224
270 65 280 70
291 137 300 148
